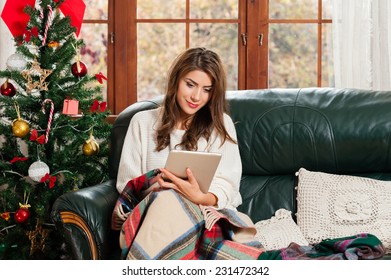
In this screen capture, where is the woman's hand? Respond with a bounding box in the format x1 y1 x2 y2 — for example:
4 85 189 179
157 167 217 206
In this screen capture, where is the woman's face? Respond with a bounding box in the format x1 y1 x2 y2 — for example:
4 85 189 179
176 70 212 124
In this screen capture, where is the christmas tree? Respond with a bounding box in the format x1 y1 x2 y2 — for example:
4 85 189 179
0 0 111 259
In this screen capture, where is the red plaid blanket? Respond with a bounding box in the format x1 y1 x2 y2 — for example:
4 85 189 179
113 170 386 260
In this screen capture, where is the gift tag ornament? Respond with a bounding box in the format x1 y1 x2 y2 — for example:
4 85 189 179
82 132 100 156
15 203 31 224
28 160 50 182
1 79 16 97
62 99 79 115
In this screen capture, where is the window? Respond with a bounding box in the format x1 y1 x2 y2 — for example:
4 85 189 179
80 0 112 103
110 0 242 114
136 0 240 101
84 0 333 114
266 0 333 88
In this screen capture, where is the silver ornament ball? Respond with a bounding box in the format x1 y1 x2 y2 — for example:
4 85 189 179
28 161 50 182
6 53 27 72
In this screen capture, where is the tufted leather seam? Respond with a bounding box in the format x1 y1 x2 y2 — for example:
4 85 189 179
249 89 301 174
292 89 300 173
293 104 338 172
249 105 296 174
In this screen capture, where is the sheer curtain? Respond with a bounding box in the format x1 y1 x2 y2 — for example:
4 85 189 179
332 0 391 90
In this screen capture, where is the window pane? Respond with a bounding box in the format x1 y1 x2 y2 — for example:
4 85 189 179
322 0 333 19
190 23 238 90
190 0 238 19
80 24 108 100
269 24 317 88
137 23 186 101
137 0 185 19
83 0 108 20
322 23 334 87
270 0 318 19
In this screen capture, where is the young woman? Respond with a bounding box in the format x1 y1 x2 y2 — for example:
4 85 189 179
115 47 264 259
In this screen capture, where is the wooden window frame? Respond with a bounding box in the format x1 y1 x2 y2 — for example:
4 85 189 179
250 0 332 88
111 0 246 114
109 0 332 115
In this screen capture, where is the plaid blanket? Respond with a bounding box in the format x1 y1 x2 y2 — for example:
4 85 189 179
113 170 386 260
113 169 264 259
111 169 161 231
119 189 264 259
258 233 385 260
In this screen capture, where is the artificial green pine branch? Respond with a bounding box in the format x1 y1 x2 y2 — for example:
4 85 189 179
0 0 111 259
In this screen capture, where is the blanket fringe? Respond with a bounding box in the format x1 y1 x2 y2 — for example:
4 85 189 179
112 204 130 230
200 205 222 230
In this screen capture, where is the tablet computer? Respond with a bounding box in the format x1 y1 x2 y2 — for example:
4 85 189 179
164 150 222 193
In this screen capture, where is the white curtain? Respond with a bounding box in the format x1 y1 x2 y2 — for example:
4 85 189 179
0 0 16 69
332 0 391 90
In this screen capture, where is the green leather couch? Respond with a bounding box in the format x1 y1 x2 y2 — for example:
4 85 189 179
51 87 391 259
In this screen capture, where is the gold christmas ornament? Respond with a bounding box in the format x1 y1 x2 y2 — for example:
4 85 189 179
12 118 30 138
12 102 30 138
82 132 100 156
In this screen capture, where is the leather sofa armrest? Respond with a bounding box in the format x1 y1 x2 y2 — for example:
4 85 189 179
51 179 120 259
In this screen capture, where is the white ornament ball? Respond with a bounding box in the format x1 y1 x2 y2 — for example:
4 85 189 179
28 161 50 182
27 44 38 55
6 53 27 72
30 89 40 97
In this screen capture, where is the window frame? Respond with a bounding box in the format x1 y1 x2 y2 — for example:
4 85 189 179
108 0 332 115
256 0 332 88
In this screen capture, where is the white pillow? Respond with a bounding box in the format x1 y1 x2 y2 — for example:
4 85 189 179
254 208 308 250
296 168 391 253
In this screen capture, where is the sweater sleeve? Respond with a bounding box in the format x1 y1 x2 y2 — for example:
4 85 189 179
115 113 143 193
208 114 243 210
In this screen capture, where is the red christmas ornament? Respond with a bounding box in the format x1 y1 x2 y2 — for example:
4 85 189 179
14 204 30 223
71 61 87 77
1 80 16 97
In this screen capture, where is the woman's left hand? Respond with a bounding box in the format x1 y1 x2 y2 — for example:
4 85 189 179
157 167 217 206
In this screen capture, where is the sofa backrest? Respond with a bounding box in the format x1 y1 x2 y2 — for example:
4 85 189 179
109 88 391 222
229 88 391 175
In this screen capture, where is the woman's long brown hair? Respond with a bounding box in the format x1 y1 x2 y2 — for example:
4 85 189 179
156 47 236 151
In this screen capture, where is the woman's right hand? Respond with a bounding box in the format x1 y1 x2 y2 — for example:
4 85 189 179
157 168 217 206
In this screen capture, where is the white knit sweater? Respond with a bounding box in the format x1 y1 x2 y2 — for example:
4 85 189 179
116 107 243 210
